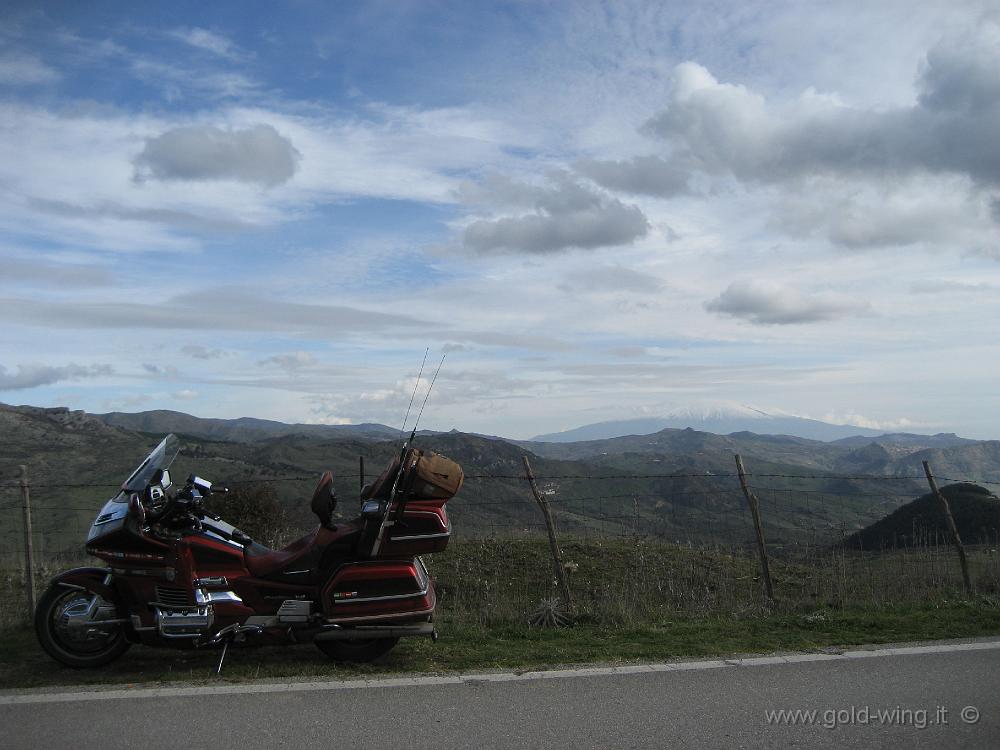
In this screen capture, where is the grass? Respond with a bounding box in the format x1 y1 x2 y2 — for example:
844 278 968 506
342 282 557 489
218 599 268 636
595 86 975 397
3 601 1000 689
2 537 999 689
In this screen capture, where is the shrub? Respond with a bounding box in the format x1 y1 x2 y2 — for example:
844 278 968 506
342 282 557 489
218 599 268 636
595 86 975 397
204 482 290 548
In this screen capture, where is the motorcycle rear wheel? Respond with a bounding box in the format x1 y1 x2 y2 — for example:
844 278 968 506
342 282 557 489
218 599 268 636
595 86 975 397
35 585 131 668
315 636 399 663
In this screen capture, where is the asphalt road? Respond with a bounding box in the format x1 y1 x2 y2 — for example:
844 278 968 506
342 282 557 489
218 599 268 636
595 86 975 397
2 640 998 749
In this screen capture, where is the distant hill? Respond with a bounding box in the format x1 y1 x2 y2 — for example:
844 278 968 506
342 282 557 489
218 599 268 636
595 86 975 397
93 409 400 443
529 406 891 443
843 483 1000 549
833 433 977 448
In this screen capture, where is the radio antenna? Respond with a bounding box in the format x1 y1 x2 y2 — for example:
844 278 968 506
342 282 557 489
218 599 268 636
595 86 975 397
373 350 444 558
398 347 428 438
409 353 446 441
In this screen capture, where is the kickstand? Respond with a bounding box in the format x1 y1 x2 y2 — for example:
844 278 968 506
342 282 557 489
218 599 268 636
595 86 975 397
214 637 230 677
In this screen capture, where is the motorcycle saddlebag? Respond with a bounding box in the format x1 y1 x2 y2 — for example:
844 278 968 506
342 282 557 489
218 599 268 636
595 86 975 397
321 558 435 622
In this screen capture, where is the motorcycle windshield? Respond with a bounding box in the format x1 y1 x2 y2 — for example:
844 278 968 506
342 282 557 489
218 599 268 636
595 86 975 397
121 434 180 492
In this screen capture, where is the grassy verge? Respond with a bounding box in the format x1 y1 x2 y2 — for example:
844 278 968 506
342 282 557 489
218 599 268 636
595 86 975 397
3 599 1000 690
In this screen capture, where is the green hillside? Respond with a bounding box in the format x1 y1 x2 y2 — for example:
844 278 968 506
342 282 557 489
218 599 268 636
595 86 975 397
842 483 1000 549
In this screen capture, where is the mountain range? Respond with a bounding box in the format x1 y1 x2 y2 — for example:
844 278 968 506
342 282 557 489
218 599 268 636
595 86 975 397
95 409 401 442
528 404 972 443
2 402 998 561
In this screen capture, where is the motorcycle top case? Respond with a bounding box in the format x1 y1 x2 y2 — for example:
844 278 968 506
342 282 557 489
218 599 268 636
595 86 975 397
380 501 451 556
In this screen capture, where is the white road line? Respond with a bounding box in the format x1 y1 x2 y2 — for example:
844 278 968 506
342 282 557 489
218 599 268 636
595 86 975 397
3 640 999 706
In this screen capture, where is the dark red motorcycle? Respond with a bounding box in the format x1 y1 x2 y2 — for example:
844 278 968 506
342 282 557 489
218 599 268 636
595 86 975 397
34 434 462 671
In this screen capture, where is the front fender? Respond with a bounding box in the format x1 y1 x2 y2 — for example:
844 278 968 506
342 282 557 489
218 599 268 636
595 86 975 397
48 567 117 602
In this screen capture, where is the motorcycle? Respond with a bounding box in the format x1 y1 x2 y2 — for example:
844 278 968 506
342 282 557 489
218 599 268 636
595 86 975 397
34 433 462 672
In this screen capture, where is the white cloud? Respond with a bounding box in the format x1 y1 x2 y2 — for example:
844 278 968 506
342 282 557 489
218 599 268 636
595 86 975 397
0 255 114 286
704 280 871 325
772 176 997 251
645 30 1000 187
0 99 522 254
460 173 649 254
167 28 246 60
575 154 691 197
258 351 318 370
817 411 918 432
128 57 260 100
0 363 113 391
0 290 429 336
2 2 999 440
558 265 664 294
141 363 180 378
909 279 998 294
134 124 301 186
0 53 60 86
617 21 1000 254
181 345 226 359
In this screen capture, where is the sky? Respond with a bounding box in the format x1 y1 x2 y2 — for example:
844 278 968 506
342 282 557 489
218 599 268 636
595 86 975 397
1 0 999 439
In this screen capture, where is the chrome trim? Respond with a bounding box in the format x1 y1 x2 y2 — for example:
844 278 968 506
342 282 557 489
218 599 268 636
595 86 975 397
398 510 443 520
313 622 434 641
206 623 263 645
195 588 242 604
332 574 429 605
391 531 450 542
194 576 229 587
388 511 450 542
281 569 311 576
209 591 243 604
326 605 435 624
155 605 213 639
415 556 429 587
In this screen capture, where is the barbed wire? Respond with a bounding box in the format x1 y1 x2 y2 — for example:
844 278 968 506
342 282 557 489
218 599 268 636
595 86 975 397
2 471 998 489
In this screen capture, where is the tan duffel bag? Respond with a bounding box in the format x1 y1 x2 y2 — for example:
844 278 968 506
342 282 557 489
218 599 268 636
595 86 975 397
408 449 463 500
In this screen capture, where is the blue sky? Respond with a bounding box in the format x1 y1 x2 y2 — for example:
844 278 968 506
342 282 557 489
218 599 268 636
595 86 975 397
1 1 999 439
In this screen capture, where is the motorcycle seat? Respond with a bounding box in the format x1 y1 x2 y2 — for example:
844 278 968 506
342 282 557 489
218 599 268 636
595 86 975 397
244 529 320 578
244 523 362 580
243 471 358 580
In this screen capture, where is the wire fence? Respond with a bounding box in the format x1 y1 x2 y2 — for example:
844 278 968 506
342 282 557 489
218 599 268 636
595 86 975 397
2 457 999 626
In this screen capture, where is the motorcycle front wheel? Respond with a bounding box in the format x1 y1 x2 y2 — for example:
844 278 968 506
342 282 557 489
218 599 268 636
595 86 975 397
35 585 131 668
315 637 398 663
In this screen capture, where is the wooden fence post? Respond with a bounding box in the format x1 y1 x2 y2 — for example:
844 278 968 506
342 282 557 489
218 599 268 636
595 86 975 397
922 461 973 594
522 456 573 610
734 454 775 603
19 465 37 617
